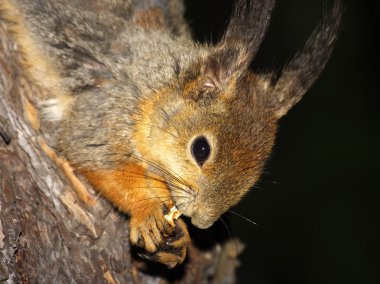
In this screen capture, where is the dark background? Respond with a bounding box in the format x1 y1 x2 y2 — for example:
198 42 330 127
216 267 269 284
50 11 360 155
185 0 379 283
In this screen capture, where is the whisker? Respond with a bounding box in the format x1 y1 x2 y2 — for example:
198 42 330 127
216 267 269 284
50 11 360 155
94 191 102 204
161 109 180 136
101 206 114 220
137 122 178 139
133 107 179 138
219 216 233 240
219 216 239 257
227 210 258 226
227 210 269 232
263 179 292 189
130 154 194 195
139 198 178 213
130 154 189 187
81 149 195 195
116 171 191 195
172 198 194 213
135 165 193 195
123 195 186 207
80 167 191 195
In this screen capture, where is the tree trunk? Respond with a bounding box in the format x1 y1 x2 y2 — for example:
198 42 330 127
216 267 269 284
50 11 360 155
0 14 243 284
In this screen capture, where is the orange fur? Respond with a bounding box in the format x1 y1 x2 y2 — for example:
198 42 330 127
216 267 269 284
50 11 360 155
79 162 174 252
80 163 172 214
23 98 39 131
39 139 96 206
80 163 173 253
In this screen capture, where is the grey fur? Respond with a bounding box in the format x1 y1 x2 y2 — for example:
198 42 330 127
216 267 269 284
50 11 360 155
7 0 342 230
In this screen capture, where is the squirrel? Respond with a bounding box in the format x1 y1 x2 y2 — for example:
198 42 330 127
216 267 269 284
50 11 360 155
1 0 342 268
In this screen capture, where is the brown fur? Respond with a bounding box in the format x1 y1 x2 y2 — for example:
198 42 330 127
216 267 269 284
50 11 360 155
133 8 166 31
1 0 342 267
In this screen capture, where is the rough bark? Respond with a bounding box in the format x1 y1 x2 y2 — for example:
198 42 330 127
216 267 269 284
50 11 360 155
0 15 243 284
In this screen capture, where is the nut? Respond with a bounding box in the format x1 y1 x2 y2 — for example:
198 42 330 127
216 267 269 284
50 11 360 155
164 206 181 227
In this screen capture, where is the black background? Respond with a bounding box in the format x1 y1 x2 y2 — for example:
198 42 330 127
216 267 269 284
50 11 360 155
184 0 379 283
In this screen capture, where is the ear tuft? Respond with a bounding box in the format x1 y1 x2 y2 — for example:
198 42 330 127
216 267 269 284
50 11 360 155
270 0 342 118
200 0 275 90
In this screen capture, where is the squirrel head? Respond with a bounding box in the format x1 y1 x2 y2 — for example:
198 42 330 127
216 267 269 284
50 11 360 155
132 0 341 229
133 70 278 228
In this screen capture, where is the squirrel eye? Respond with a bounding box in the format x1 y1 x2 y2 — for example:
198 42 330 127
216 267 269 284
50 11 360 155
191 136 210 166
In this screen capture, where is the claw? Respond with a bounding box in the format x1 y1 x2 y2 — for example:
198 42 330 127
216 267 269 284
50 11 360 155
137 252 160 263
155 251 184 269
131 207 189 268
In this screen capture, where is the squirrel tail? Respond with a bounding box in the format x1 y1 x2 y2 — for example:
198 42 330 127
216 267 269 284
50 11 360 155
1 0 61 91
1 0 73 122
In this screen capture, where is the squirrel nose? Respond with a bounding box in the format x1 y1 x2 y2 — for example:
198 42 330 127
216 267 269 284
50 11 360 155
190 207 218 229
191 214 214 229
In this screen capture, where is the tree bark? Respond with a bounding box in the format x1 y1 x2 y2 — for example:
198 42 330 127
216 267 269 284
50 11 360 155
0 15 243 284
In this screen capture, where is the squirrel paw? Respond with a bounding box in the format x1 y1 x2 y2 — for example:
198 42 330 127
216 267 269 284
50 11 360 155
129 205 169 253
130 205 189 268
138 219 190 268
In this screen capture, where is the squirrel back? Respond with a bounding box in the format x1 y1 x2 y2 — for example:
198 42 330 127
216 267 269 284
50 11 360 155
1 0 342 267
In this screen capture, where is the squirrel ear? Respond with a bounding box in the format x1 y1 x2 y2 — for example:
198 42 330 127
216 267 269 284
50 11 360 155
202 47 245 89
201 0 275 90
269 1 342 118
